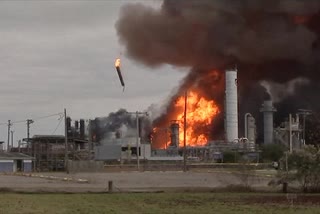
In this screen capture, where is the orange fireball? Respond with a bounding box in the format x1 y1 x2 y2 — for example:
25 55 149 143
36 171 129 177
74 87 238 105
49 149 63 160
173 90 219 147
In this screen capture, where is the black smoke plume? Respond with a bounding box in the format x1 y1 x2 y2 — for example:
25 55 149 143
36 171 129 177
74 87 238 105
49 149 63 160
116 0 320 146
91 109 150 142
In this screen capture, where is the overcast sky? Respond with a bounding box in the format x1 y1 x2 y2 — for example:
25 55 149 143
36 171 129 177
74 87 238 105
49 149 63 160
0 0 187 148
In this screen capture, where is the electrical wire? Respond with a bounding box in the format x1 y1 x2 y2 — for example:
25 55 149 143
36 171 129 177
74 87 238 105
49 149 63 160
10 120 26 124
1 112 63 125
52 115 65 135
33 113 64 121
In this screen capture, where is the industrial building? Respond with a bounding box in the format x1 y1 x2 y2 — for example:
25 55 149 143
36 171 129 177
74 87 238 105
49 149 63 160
21 134 90 172
0 153 33 173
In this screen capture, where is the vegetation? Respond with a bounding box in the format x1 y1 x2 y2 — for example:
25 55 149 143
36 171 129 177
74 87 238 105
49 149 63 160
236 158 257 189
306 114 320 146
261 143 286 162
222 151 240 163
279 145 320 192
0 193 319 214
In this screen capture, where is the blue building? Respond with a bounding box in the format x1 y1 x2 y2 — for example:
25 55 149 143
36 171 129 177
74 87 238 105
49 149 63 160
0 153 33 172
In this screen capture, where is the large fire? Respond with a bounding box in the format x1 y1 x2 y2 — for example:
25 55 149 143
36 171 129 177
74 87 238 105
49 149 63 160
173 90 219 147
150 69 223 149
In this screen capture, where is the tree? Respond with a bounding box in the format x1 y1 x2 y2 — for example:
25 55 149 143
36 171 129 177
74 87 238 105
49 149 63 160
306 113 320 146
279 145 320 192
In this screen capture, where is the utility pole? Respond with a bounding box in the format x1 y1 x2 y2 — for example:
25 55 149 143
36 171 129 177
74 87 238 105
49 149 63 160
64 108 69 174
7 120 11 152
11 130 14 149
136 111 140 170
18 140 21 153
27 119 34 153
289 114 292 153
88 119 93 160
128 111 148 171
183 90 188 172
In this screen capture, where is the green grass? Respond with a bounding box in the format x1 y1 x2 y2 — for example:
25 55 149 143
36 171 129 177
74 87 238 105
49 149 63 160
0 193 318 214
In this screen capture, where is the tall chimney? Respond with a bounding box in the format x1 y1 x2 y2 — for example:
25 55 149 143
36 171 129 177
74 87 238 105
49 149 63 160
260 100 276 144
225 69 238 142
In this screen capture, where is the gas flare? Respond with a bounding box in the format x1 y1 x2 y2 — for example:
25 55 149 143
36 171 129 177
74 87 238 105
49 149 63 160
114 58 125 89
115 58 121 68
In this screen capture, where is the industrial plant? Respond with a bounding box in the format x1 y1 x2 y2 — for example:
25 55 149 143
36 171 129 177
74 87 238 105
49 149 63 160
0 0 318 174
0 66 311 173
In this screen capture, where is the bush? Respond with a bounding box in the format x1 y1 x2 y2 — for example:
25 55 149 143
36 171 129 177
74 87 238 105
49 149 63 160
261 143 286 162
279 145 320 192
222 151 240 163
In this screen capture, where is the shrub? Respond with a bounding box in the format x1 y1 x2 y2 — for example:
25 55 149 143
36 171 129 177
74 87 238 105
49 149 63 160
279 145 320 192
222 151 240 163
261 143 286 162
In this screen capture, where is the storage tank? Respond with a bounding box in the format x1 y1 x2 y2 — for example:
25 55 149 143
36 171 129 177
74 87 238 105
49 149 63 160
170 120 180 148
225 69 238 142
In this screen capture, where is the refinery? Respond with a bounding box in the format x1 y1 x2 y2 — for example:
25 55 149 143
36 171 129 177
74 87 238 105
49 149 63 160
0 0 319 200
1 1 320 213
0 66 311 172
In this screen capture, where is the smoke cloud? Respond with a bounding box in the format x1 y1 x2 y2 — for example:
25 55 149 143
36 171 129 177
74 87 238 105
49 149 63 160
116 0 320 145
116 0 319 69
91 109 149 142
260 78 310 103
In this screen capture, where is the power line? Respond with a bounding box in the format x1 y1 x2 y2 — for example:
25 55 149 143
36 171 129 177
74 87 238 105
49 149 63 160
33 113 64 121
1 112 63 125
52 115 65 135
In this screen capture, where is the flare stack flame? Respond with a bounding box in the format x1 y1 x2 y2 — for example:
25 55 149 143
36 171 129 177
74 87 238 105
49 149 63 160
114 58 125 88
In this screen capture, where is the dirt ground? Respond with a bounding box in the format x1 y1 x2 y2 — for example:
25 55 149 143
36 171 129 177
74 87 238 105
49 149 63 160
0 170 272 193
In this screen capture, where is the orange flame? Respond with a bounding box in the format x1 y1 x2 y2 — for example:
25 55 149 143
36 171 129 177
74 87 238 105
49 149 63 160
115 58 121 67
173 90 219 147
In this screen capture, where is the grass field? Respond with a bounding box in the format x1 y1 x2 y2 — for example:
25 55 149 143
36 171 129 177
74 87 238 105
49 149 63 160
0 192 319 214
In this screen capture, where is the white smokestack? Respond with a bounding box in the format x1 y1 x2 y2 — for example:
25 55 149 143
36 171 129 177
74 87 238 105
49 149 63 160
225 69 238 142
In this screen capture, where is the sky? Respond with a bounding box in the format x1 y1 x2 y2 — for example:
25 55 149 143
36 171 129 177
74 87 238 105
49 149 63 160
0 0 187 149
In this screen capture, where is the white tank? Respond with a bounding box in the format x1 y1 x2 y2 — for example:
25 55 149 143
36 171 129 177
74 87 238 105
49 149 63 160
225 69 238 142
